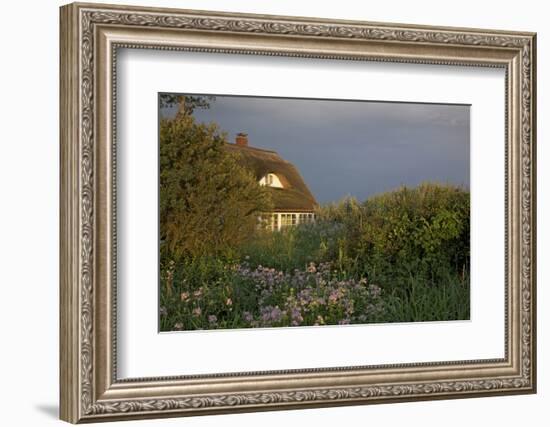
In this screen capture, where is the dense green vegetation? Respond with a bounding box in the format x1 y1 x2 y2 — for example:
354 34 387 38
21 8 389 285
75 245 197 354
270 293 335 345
160 113 272 259
159 109 470 331
160 183 470 331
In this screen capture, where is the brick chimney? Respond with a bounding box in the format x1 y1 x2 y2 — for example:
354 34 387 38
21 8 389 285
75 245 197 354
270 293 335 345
235 132 248 147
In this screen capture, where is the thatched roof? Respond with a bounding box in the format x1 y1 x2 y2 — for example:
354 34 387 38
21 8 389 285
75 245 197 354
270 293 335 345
224 143 318 212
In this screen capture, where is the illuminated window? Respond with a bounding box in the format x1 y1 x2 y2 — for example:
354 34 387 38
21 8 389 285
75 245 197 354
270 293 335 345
281 214 296 227
271 213 278 231
259 213 280 231
260 173 284 188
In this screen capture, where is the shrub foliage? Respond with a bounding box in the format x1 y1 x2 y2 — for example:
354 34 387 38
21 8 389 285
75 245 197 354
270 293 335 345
159 113 272 259
318 183 470 284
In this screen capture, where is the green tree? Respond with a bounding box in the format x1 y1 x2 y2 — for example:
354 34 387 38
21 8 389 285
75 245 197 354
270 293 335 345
160 113 272 259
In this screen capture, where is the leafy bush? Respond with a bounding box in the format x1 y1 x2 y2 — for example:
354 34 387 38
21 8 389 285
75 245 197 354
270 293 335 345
317 183 469 285
159 113 272 259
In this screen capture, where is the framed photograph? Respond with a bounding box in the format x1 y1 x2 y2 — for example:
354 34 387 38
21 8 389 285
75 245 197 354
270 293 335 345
60 2 537 423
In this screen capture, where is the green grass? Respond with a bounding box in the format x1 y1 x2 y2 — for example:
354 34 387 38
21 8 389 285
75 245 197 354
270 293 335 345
378 273 470 322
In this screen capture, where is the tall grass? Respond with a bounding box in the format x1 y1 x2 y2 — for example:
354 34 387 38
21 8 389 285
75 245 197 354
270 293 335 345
237 221 344 272
380 272 470 322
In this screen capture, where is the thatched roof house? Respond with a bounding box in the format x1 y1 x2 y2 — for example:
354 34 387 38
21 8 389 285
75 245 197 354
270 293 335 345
224 133 317 230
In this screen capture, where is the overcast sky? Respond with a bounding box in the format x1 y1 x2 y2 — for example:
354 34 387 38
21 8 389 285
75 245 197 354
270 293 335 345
162 94 470 204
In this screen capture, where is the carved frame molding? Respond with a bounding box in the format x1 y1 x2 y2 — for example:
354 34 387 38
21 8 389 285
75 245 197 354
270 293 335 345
60 2 536 423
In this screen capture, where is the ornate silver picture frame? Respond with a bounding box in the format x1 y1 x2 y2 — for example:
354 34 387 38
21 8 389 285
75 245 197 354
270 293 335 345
60 2 536 423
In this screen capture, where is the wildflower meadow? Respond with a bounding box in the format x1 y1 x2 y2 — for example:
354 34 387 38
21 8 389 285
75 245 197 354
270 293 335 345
160 183 470 331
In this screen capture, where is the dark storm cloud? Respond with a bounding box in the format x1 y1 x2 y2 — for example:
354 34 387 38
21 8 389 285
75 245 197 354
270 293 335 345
165 95 469 204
